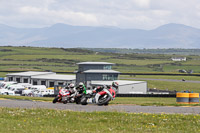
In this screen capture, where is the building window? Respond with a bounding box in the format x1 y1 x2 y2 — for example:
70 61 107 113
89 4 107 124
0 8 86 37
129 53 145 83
16 78 20 83
9 77 13 81
79 66 83 72
103 74 117 80
49 82 55 87
58 82 63 85
33 80 37 85
103 74 108 80
41 81 46 85
103 65 111 70
23 78 28 83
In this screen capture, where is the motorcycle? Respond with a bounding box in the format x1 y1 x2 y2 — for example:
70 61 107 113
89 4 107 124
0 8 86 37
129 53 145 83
52 88 74 104
80 86 116 106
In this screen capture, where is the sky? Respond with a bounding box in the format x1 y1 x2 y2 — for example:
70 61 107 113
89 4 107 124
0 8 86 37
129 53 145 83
1 0 200 30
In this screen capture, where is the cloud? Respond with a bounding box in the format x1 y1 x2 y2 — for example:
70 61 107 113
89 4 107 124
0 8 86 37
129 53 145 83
133 0 150 9
0 0 200 29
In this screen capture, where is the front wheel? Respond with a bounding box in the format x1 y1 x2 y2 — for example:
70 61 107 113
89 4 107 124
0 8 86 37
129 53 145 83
97 94 111 106
52 96 59 104
81 96 88 105
75 97 81 104
63 100 67 104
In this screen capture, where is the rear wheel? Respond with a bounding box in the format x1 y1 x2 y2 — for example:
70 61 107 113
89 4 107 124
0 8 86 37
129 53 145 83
97 94 111 106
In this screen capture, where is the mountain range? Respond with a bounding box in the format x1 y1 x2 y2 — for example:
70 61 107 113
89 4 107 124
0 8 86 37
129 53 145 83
0 23 200 48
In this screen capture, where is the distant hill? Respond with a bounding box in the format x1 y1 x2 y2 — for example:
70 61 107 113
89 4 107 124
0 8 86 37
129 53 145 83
85 48 200 55
0 23 200 48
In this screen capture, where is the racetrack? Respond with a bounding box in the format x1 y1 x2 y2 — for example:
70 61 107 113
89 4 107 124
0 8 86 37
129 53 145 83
1 99 200 114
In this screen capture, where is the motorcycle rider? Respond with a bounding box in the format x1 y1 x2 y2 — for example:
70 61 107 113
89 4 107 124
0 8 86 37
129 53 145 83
92 86 104 93
111 81 119 93
75 82 86 97
68 83 76 94
67 83 76 102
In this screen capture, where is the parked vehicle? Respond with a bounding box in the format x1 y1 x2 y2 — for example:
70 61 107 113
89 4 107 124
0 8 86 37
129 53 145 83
22 85 46 96
17 83 32 89
33 89 54 97
0 82 17 89
0 88 14 95
0 82 18 95
6 85 26 96
80 85 116 106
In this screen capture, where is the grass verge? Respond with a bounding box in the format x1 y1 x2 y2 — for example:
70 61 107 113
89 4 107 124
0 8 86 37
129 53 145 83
1 95 199 106
0 107 200 133
0 95 53 102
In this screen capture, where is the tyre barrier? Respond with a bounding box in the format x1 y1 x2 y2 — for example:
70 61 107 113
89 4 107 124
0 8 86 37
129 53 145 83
176 93 199 104
189 93 199 104
176 93 189 104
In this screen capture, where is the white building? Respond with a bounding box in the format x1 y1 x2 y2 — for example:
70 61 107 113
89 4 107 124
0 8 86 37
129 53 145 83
31 74 75 87
6 71 75 87
171 57 186 61
91 80 147 94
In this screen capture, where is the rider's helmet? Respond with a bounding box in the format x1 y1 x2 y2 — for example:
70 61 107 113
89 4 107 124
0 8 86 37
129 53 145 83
78 82 84 89
69 83 75 88
112 82 119 88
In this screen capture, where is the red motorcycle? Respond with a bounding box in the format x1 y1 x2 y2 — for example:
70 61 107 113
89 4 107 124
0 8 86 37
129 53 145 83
52 88 72 104
80 86 116 106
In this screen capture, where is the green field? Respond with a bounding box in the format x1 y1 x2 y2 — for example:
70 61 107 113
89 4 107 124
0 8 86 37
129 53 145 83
120 75 200 81
0 107 200 133
1 47 200 132
1 46 200 93
1 46 200 73
119 75 200 93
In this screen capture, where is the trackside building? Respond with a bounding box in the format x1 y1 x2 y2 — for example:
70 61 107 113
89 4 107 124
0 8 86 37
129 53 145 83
91 80 147 94
75 62 120 87
6 71 75 87
6 62 147 94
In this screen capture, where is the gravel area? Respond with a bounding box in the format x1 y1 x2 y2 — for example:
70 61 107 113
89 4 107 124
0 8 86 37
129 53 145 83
1 99 200 114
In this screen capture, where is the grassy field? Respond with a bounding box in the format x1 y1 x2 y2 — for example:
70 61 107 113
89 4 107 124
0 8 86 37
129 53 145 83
119 75 200 93
147 80 200 92
1 46 200 73
0 107 200 133
120 75 200 81
0 72 7 77
1 46 200 95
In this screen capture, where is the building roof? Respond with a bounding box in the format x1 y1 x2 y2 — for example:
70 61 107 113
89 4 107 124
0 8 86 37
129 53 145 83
77 62 115 65
6 71 55 76
83 69 120 74
31 74 76 81
91 80 146 86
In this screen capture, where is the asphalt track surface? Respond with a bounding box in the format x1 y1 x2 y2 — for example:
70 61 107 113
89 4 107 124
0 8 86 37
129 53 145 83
1 99 200 114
